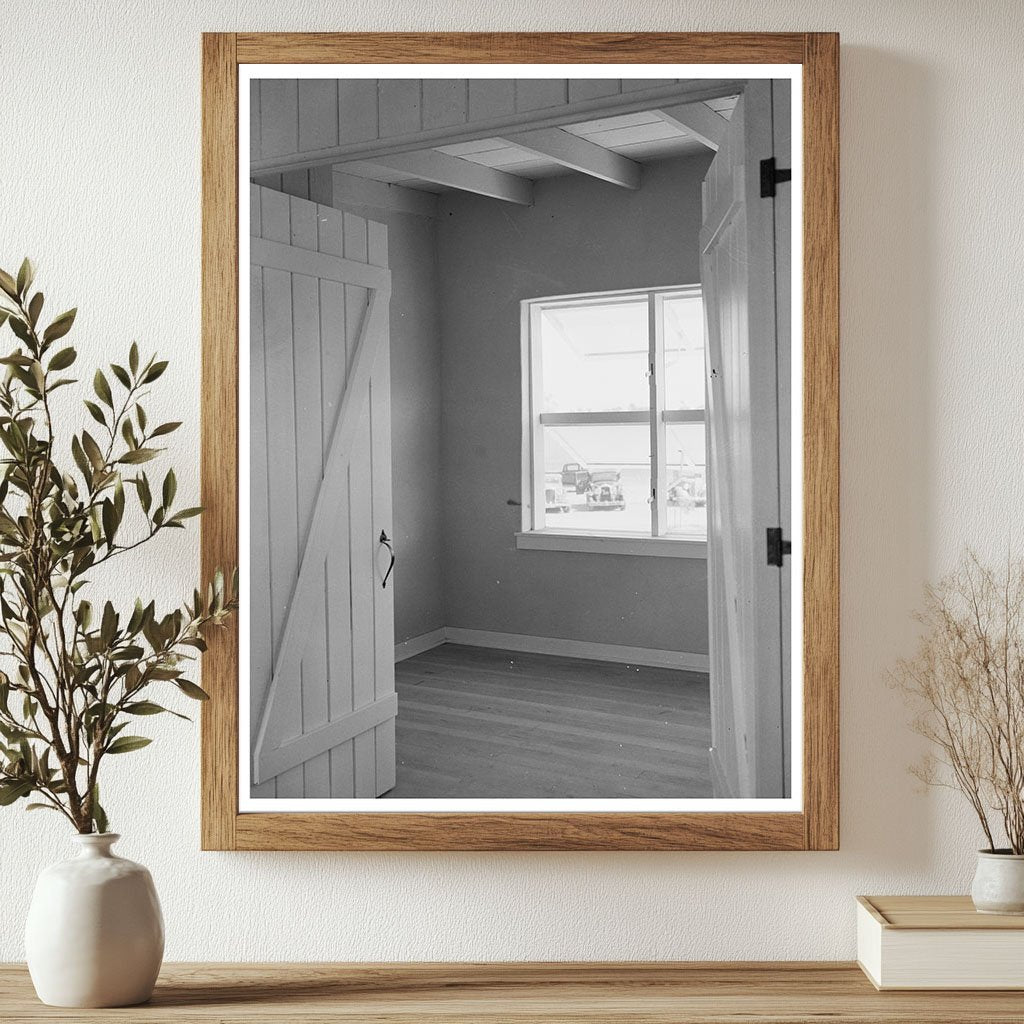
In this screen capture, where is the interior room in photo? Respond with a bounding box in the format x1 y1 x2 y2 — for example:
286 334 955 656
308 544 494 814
246 74 794 804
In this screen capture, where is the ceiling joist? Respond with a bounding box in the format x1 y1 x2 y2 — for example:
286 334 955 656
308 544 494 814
652 102 726 152
499 127 642 190
337 150 534 206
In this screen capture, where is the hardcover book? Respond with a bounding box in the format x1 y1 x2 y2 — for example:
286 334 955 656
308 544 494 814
857 895 1024 990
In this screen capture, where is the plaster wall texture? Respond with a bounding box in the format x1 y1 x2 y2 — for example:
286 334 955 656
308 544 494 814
0 0 1022 961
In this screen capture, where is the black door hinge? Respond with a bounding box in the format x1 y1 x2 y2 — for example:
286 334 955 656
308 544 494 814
760 157 792 198
766 527 792 567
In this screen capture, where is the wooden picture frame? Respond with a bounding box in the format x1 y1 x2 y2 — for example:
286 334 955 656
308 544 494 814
201 32 839 851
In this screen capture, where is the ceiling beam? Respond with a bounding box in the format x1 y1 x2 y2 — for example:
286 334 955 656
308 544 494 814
332 169 438 218
337 150 533 206
499 127 641 189
652 102 727 151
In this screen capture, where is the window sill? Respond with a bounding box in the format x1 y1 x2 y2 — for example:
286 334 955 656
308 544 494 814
515 531 707 559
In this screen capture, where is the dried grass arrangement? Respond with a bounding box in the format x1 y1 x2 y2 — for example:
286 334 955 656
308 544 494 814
895 551 1024 854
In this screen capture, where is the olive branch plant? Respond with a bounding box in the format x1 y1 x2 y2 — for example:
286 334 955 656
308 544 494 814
895 551 1024 854
0 259 236 834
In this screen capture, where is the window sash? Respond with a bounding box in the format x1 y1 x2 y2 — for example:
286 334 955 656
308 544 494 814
523 285 704 540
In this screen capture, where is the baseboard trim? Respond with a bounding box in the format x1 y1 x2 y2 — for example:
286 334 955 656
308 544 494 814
394 627 447 663
441 627 709 673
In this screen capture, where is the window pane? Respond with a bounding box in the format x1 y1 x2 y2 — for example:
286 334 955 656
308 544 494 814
663 294 705 411
542 423 651 534
539 301 649 413
664 423 707 537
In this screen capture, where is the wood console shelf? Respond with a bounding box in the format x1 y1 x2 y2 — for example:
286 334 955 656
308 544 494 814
3 962 1024 1022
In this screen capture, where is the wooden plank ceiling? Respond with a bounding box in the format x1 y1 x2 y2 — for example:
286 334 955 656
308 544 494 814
342 100 738 195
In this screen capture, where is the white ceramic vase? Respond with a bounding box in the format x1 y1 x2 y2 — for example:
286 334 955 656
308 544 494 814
25 833 164 1007
971 850 1024 914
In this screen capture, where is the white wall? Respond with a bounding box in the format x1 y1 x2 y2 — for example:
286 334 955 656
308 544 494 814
1 0 1022 962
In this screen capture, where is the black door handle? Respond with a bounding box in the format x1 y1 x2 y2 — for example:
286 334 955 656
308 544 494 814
379 530 395 589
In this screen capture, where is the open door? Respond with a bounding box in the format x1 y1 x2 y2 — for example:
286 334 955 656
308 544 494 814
249 184 396 799
701 81 790 799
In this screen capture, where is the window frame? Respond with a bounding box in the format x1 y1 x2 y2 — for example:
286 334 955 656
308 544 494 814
517 284 707 559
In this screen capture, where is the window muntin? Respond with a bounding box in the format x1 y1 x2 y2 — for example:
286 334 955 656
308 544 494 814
524 286 706 543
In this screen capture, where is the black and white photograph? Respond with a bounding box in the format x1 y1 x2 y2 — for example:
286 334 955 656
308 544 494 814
243 70 799 806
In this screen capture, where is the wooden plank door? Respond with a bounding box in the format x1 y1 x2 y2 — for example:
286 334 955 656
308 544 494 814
700 81 788 799
249 184 396 799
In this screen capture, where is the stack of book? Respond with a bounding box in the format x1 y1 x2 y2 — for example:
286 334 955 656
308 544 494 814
857 895 1024 989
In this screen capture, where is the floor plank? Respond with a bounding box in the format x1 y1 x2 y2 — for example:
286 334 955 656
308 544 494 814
386 644 711 799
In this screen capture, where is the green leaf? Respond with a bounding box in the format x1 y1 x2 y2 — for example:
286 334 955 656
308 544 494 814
0 269 18 300
121 418 137 449
142 360 168 384
124 700 166 715
26 803 61 813
91 785 108 834
16 258 34 298
48 346 77 371
162 468 176 509
118 448 158 465
71 435 92 482
125 700 188 722
168 507 203 524
81 431 105 472
0 779 32 805
129 342 139 375
8 317 32 344
110 363 131 389
150 421 181 438
135 473 152 513
83 400 106 427
136 404 147 432
43 308 76 344
100 601 117 646
75 599 93 630
113 474 125 521
175 679 210 701
93 369 113 408
105 735 152 755
101 498 117 546
27 292 43 328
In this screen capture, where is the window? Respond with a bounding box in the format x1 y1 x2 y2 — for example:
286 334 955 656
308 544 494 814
518 286 707 557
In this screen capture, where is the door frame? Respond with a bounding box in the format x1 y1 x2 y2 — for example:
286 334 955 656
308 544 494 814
201 32 839 851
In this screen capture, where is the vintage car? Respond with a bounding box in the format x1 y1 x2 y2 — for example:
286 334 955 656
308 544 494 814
560 461 591 494
544 474 571 514
585 469 626 511
667 470 707 509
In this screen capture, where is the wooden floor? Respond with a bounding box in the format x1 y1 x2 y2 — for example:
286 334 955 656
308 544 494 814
385 644 711 799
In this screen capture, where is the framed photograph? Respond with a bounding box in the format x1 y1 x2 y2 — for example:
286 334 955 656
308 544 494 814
201 32 839 850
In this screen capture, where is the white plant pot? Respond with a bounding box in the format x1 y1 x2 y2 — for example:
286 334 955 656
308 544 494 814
25 833 164 1007
971 850 1024 915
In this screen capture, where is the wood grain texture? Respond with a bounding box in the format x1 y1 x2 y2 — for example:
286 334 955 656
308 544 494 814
801 32 841 851
3 962 1023 1023
200 31 238 851
861 895 1024 930
201 32 840 851
232 810 805 852
235 32 808 64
